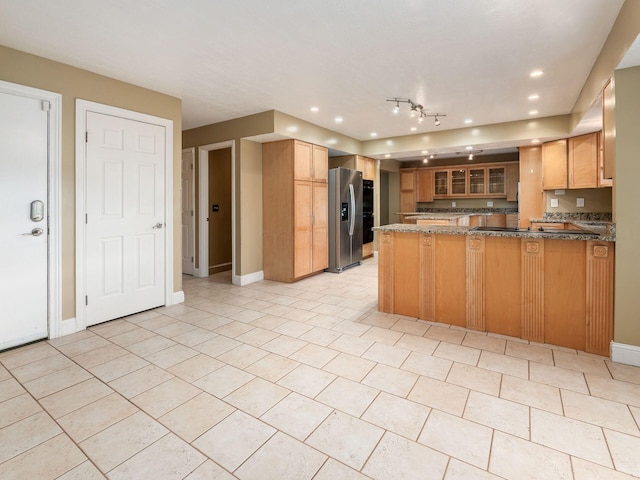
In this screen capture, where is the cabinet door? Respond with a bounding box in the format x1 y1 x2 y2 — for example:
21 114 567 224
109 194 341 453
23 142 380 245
365 157 376 181
468 168 486 195
416 169 433 202
294 140 313 181
568 133 598 189
602 78 615 180
434 170 449 196
293 181 313 278
400 169 416 191
542 140 568 189
488 167 506 195
506 163 519 201
450 168 467 196
312 182 328 271
312 144 328 182
400 190 416 213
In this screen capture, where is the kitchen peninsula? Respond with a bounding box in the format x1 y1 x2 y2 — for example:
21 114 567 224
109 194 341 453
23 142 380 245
375 223 615 356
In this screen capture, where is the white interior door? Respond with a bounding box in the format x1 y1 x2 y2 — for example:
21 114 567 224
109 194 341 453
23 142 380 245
85 111 166 326
0 92 49 349
181 148 195 274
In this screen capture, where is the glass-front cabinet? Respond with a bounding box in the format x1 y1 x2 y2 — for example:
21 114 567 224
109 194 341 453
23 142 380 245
450 168 467 196
468 168 486 195
488 167 506 195
434 170 449 196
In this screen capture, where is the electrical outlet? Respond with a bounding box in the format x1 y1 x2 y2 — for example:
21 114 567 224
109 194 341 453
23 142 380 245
452 201 456 207
550 198 559 208
577 198 585 207
487 201 493 207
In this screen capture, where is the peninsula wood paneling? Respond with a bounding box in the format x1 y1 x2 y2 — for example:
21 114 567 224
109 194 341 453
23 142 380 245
586 241 614 356
419 234 436 322
544 239 586 351
378 232 394 313
466 236 485 331
393 232 420 318
485 237 522 338
521 239 545 343
435 235 466 327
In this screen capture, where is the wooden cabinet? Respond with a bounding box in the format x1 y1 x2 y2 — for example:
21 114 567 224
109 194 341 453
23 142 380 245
263 139 328 282
416 169 434 202
400 169 416 212
488 166 506 195
434 170 449 196
602 77 615 180
506 163 519 201
468 168 486 195
356 156 376 181
568 133 598 189
518 146 544 229
542 139 568 189
450 168 467 196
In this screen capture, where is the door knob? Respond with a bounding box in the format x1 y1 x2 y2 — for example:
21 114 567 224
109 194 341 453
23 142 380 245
153 223 164 229
22 228 43 236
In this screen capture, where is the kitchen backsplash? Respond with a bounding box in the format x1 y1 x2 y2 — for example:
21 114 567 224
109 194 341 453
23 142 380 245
544 188 612 214
419 199 517 210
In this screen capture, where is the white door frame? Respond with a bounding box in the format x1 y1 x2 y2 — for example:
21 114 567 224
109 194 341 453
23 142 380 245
197 141 236 282
0 80 62 339
75 100 175 331
182 147 196 275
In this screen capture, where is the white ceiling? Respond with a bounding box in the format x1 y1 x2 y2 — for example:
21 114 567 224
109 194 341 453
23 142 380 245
0 0 627 155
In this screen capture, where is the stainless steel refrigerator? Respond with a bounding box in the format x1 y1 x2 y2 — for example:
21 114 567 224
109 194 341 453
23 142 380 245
327 167 363 273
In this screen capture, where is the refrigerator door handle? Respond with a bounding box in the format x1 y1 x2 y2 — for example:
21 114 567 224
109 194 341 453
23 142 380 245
348 183 355 236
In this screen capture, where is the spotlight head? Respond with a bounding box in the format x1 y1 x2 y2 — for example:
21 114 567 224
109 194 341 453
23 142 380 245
434 117 441 127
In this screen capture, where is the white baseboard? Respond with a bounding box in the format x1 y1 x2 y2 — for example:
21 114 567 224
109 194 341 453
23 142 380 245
611 341 640 367
233 270 264 286
373 250 378 258
60 317 79 337
172 291 185 304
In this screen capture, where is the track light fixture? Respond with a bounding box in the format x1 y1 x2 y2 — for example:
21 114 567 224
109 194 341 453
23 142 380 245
386 98 446 127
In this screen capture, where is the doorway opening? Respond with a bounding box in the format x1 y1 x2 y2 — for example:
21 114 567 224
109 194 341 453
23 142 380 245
197 141 236 282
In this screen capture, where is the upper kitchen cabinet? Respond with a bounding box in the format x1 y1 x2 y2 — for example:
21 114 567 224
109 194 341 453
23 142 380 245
506 163 519 201
416 169 434 202
602 78 615 180
263 139 328 283
488 166 506 195
329 154 375 180
542 139 568 189
434 170 449 196
450 168 468 196
468 167 486 196
356 156 376 181
400 169 416 212
568 132 598 189
294 140 328 182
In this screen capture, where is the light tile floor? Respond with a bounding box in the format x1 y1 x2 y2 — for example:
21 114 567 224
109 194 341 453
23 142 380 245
2 258 640 479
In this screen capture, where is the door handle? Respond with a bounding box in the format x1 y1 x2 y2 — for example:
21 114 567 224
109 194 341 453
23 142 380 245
22 228 43 236
153 222 164 229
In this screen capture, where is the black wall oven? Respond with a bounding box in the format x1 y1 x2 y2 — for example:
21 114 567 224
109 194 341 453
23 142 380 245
363 180 374 244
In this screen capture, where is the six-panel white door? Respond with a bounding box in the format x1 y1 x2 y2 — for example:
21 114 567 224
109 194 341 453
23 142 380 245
85 111 165 326
0 92 49 349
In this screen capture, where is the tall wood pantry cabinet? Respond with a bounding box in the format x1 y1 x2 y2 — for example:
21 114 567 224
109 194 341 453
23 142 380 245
263 139 329 282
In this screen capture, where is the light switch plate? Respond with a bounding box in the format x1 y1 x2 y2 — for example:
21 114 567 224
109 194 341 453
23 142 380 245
551 198 559 208
452 201 456 207
577 198 585 207
555 189 565 195
487 201 493 207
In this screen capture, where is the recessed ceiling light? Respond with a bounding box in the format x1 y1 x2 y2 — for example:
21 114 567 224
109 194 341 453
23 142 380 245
529 110 539 115
530 69 544 78
384 154 391 158
421 150 428 154
528 94 539 101
310 106 319 112
531 138 540 144
466 146 473 151
464 119 473 124
410 127 417 132
370 132 377 137
334 116 343 123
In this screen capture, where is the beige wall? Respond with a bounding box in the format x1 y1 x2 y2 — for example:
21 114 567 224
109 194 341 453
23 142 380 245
544 188 612 213
613 65 640 346
0 45 182 321
422 199 517 210
238 139 263 275
208 149 232 271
